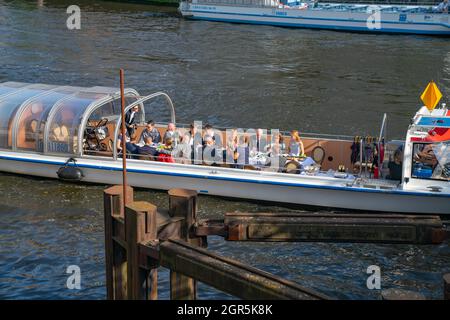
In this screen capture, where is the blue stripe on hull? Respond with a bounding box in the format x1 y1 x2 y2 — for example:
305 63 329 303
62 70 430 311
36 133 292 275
186 15 450 35
1 154 449 199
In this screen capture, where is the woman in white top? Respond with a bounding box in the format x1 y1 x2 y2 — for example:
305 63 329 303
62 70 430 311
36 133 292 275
288 130 305 157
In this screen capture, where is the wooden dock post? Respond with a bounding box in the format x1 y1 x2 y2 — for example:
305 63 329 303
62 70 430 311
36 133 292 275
104 185 133 300
444 274 450 300
125 201 158 300
168 188 199 300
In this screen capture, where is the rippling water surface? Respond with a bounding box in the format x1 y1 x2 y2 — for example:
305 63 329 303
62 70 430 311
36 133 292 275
0 0 449 300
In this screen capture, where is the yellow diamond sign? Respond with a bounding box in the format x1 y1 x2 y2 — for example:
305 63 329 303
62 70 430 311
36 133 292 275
420 81 442 112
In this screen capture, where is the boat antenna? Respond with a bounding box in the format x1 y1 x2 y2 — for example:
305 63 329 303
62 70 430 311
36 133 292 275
120 69 128 211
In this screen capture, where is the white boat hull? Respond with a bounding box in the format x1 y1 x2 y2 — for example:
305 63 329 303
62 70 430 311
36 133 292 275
1 152 449 215
179 3 450 35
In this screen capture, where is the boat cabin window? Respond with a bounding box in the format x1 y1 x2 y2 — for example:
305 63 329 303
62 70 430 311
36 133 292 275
0 85 56 150
411 142 450 181
47 92 109 154
16 88 80 152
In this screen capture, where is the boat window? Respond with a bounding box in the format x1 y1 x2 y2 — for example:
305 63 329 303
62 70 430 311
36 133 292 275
411 142 450 181
16 88 81 152
46 91 110 155
0 84 56 150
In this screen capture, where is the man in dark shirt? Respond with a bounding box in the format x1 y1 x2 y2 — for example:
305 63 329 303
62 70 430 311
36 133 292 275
139 120 161 145
138 137 158 160
125 105 139 136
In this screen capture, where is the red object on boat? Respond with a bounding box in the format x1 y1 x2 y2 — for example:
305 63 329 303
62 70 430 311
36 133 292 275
414 110 450 143
426 127 450 142
158 153 175 163
373 166 379 179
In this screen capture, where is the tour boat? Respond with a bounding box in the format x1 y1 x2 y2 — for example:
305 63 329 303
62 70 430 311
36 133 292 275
0 81 448 214
178 0 450 36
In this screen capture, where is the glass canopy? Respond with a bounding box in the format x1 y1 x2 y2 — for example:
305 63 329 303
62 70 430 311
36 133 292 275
0 82 139 155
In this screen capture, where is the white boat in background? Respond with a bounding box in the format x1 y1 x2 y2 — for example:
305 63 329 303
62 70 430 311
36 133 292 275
179 0 450 35
0 81 449 214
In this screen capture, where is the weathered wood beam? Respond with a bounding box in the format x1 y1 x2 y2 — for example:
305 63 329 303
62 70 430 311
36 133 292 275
223 212 446 244
159 239 328 300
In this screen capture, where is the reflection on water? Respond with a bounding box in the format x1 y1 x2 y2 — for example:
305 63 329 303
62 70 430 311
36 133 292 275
0 0 449 300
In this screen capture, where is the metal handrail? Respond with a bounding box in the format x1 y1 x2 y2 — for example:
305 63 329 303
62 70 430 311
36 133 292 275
78 88 140 157
378 113 387 176
112 92 176 160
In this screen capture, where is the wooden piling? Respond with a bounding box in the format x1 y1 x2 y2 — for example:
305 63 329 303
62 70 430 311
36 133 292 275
125 201 158 300
444 274 450 300
104 185 133 300
104 186 446 301
168 188 198 300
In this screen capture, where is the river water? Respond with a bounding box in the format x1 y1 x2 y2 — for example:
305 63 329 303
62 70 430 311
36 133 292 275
0 0 449 300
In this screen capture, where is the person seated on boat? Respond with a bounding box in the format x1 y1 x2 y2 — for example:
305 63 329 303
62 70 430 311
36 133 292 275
203 123 222 147
163 122 179 147
387 148 403 181
186 122 203 163
157 137 175 163
414 144 438 168
138 136 158 160
225 128 241 168
51 124 70 143
203 136 222 166
249 128 266 153
171 134 192 164
277 133 287 155
434 0 449 13
241 134 250 166
139 120 161 145
117 131 139 158
287 130 305 157
25 119 38 142
267 132 287 156
413 144 443 179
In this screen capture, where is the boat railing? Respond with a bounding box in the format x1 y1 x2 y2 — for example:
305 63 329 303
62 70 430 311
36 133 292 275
114 151 321 176
305 2 441 13
378 113 387 176
173 121 357 142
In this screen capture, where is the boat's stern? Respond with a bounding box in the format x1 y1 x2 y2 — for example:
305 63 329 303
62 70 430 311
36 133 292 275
178 1 192 17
